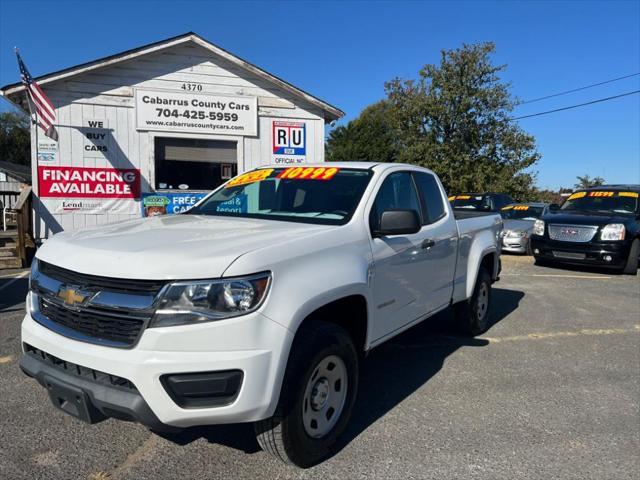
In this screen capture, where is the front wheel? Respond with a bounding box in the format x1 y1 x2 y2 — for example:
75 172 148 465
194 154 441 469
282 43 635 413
255 321 358 468
454 266 492 336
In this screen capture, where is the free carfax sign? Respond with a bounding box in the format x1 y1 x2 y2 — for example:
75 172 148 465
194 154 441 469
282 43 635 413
272 120 306 164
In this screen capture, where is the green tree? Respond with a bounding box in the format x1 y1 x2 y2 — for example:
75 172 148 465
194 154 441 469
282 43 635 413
0 111 30 166
326 101 399 163
385 42 540 199
574 174 605 190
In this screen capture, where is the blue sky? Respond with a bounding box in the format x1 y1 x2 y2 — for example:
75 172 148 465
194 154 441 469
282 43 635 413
1 0 638 190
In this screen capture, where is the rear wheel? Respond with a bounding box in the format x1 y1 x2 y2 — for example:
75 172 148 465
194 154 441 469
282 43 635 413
622 239 639 275
254 321 358 468
454 266 492 336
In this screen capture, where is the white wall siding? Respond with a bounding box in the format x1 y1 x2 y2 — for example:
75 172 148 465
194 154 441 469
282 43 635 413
31 42 329 239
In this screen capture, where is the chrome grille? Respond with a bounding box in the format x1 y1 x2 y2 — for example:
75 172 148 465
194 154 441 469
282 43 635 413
38 297 150 347
548 224 598 243
30 261 160 348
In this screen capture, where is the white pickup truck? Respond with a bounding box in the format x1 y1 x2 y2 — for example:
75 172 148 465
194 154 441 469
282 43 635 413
21 162 502 467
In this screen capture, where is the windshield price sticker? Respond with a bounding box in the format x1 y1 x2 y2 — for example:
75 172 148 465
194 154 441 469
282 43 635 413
226 168 274 187
588 191 614 197
448 196 456 201
513 205 530 211
455 195 471 200
568 192 587 200
501 205 513 210
277 167 340 181
619 192 639 198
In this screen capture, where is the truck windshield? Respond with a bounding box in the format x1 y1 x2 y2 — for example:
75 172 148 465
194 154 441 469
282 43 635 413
450 195 488 210
187 167 373 225
561 191 638 215
501 206 544 220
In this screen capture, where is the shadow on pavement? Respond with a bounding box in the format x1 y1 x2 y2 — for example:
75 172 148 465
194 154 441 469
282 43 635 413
0 277 29 312
533 259 628 276
158 287 525 459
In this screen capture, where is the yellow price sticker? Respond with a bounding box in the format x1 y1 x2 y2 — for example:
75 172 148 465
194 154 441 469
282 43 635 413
448 196 456 202
226 169 274 187
513 205 530 211
619 191 639 198
277 166 340 181
501 205 514 210
456 195 471 200
588 191 614 197
567 191 586 200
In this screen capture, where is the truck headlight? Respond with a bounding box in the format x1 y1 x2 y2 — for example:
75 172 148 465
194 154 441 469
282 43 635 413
600 223 625 241
150 273 271 327
506 230 526 238
533 219 545 236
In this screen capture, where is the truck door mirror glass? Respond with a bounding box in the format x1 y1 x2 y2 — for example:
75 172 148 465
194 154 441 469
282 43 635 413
374 209 421 237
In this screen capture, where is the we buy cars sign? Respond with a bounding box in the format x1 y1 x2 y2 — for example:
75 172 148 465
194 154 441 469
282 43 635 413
38 166 141 198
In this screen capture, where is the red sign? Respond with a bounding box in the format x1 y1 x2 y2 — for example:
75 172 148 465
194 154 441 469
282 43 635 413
38 166 141 199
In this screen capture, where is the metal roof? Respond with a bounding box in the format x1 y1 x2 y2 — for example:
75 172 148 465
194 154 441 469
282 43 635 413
0 32 344 122
0 160 31 183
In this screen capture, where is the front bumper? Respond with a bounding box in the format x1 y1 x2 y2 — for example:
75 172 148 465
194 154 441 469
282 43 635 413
530 236 631 268
21 310 293 429
501 236 529 254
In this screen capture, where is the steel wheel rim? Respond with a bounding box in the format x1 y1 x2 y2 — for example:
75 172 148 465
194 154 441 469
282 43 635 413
302 354 348 439
477 282 489 323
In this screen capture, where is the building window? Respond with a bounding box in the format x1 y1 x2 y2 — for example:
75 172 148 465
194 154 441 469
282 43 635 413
0 172 7 182
154 137 237 191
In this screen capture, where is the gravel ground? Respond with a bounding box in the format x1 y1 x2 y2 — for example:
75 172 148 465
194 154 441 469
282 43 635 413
0 256 638 480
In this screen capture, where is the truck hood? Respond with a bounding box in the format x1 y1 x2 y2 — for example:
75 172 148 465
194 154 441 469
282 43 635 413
542 211 633 227
36 214 331 279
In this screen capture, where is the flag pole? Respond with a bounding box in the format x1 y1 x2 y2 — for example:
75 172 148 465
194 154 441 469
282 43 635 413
15 47 40 237
14 47 40 158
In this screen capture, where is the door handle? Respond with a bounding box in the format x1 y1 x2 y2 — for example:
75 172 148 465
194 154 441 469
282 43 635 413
421 239 436 249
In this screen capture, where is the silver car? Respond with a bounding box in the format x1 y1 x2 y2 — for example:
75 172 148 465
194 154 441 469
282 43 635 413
500 203 547 254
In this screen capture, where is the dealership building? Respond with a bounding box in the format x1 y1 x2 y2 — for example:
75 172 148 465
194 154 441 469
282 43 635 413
0 32 343 240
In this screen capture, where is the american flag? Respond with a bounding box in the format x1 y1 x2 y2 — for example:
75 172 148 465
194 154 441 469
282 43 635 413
16 50 58 141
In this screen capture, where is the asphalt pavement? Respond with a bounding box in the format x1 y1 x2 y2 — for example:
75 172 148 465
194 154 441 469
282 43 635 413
0 257 638 479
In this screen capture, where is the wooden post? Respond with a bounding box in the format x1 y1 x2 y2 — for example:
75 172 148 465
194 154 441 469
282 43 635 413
13 186 32 267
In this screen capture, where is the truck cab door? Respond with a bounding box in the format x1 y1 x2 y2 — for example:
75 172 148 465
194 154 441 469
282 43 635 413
411 171 458 311
368 171 441 341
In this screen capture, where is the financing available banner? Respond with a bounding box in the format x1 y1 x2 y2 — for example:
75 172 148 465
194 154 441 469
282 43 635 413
38 166 141 199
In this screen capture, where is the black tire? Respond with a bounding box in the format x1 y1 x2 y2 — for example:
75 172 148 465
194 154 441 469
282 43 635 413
525 240 533 256
454 266 492 336
622 239 639 275
533 256 548 267
254 321 358 468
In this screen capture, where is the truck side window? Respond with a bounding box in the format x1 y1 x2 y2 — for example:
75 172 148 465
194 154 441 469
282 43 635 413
413 172 446 224
369 172 422 231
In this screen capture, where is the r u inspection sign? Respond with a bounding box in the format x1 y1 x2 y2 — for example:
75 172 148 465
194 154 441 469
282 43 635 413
272 120 307 164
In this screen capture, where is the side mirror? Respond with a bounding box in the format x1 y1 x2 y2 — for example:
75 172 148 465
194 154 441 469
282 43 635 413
548 203 560 212
374 209 421 237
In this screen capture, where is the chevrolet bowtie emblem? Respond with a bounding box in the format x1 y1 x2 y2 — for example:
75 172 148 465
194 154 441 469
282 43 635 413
57 286 89 306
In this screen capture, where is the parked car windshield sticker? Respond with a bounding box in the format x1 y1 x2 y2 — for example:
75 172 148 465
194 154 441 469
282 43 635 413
618 191 639 198
513 205 530 210
277 166 340 181
587 191 614 197
567 191 587 200
501 205 514 210
226 168 274 187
